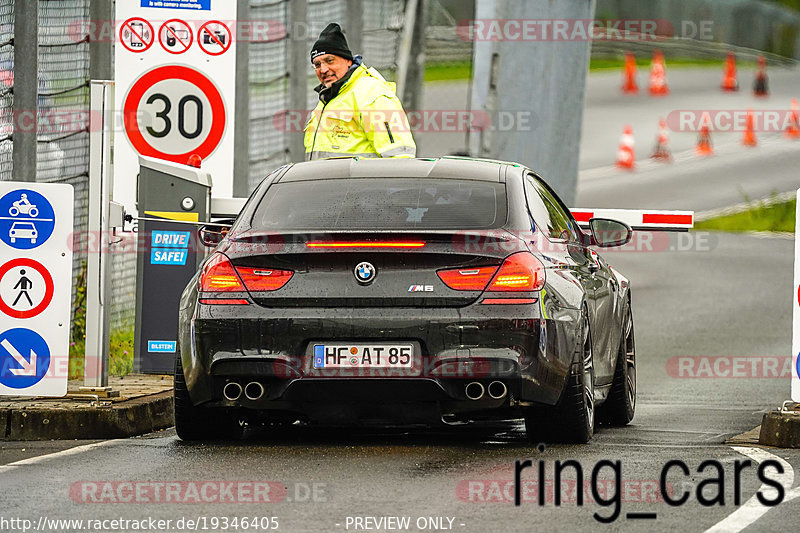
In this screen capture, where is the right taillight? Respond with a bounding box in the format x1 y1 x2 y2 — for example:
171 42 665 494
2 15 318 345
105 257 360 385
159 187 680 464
437 265 499 291
486 252 546 291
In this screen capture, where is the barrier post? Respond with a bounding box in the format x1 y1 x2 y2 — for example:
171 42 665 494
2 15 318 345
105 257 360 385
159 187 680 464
759 188 800 447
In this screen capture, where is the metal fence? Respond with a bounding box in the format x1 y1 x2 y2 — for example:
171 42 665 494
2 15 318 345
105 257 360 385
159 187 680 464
0 0 406 334
0 1 11 183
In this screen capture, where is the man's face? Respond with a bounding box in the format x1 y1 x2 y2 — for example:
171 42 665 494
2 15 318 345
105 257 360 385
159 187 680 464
313 54 353 88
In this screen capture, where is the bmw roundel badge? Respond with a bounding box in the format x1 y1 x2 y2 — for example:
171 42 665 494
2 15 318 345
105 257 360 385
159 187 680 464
354 261 376 284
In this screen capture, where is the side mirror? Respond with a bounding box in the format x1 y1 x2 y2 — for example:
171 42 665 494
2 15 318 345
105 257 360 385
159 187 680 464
198 219 234 247
589 218 632 248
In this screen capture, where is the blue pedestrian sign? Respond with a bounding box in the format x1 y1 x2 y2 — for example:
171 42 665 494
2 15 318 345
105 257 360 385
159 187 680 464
0 328 51 389
0 189 56 250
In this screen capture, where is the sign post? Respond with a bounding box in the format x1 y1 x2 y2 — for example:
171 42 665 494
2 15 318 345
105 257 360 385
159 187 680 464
114 1 237 213
792 188 800 402
0 183 73 397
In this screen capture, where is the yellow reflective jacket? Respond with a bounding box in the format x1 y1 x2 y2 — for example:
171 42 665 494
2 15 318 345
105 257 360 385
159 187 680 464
304 63 417 160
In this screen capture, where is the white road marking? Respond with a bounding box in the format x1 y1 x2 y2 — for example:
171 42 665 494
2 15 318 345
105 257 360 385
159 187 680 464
704 446 794 533
0 439 123 475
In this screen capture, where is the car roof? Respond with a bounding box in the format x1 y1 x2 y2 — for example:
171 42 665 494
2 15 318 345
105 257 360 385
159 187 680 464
275 157 523 183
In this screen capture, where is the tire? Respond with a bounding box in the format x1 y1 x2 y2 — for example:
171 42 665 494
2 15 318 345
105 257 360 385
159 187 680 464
174 353 244 441
525 311 595 444
29 207 38 217
600 303 636 426
9 207 18 217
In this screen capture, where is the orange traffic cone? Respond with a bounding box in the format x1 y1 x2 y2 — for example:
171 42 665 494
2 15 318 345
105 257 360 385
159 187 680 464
616 125 635 169
649 50 669 96
786 98 800 139
742 110 757 147
651 118 672 161
622 52 638 94
696 117 713 156
721 51 739 91
753 55 769 97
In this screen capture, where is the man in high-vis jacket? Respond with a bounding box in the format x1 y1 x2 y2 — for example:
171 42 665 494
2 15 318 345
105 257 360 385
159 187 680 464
304 23 416 160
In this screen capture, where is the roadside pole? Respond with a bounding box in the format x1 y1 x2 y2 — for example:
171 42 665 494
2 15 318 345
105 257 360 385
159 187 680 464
759 187 800 447
288 0 308 163
11 0 37 183
83 80 123 395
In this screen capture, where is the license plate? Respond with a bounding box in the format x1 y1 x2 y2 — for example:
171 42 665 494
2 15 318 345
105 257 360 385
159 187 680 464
312 344 414 368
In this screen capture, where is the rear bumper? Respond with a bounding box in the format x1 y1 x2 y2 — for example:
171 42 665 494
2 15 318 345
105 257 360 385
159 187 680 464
180 304 575 420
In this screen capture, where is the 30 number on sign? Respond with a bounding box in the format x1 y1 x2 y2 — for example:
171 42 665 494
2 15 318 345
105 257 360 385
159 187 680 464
146 93 204 140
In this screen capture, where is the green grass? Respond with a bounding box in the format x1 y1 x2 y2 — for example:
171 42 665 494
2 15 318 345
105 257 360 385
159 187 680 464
589 56 742 70
424 62 473 82
694 198 796 233
421 57 740 82
68 262 134 379
69 329 134 380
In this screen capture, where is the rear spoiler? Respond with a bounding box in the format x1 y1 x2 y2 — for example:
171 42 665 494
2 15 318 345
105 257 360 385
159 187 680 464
570 209 694 232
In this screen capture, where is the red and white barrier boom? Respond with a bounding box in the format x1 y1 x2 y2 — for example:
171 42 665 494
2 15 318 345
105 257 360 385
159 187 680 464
570 209 694 232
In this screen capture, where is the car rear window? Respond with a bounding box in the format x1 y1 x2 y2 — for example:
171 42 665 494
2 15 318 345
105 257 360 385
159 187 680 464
250 178 507 230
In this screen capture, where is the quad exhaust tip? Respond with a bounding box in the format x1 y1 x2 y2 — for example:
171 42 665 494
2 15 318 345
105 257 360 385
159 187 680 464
223 381 242 401
487 381 507 400
465 381 485 401
244 381 265 401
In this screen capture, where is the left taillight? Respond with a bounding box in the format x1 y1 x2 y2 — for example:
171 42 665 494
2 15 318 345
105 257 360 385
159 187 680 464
234 266 293 292
199 253 293 298
200 253 245 292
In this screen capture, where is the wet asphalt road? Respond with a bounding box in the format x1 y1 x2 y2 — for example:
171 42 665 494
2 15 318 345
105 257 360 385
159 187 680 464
1 232 799 532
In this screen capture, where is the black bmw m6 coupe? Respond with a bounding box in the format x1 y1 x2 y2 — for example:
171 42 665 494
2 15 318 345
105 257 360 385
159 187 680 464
176 157 636 443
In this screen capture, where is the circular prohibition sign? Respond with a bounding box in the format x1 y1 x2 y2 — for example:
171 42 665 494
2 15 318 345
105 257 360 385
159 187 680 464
119 17 155 54
0 258 54 319
158 19 194 55
123 65 226 164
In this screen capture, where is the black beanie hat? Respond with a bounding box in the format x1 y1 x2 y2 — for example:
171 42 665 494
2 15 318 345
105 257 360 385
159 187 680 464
310 23 354 63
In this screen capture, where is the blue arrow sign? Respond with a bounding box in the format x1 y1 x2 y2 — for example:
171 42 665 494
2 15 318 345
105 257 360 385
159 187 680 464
0 189 56 249
0 328 51 389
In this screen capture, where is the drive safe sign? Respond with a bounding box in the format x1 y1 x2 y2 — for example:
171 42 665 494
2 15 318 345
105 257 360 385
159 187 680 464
114 0 237 213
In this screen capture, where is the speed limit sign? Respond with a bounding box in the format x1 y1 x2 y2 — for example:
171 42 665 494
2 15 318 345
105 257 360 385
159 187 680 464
123 65 226 163
114 1 237 208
